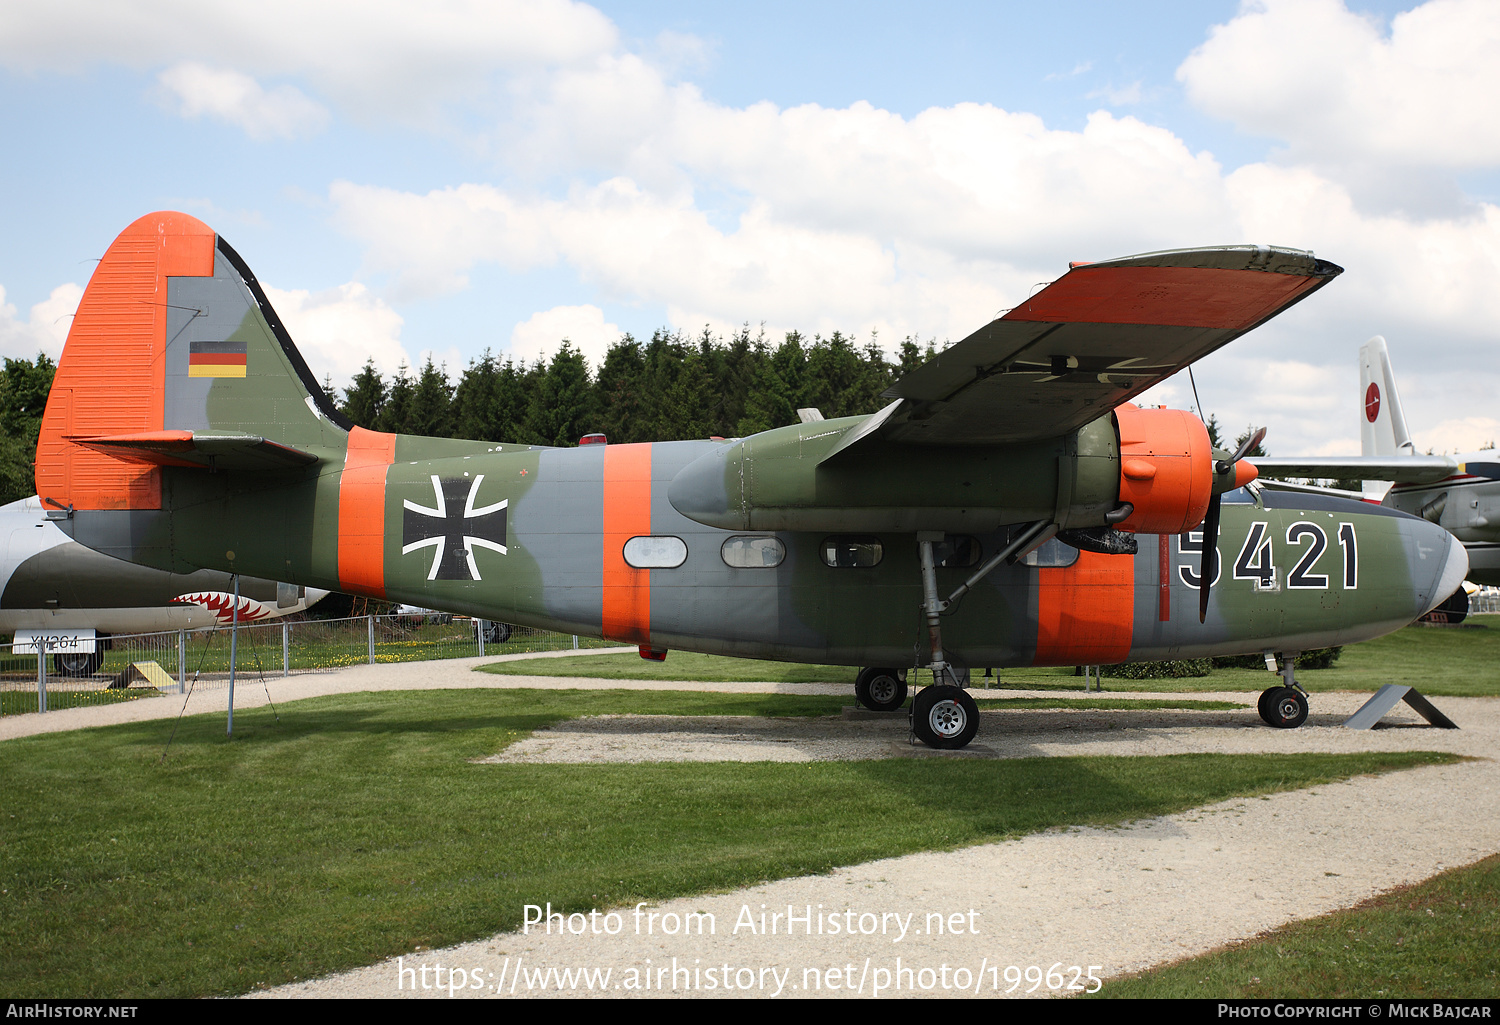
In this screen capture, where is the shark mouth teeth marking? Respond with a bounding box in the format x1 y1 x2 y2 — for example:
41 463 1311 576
171 592 274 624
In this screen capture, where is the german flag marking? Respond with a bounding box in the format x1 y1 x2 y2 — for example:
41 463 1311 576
188 341 247 378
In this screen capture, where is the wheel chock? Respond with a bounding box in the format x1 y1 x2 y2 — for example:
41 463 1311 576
1343 684 1458 730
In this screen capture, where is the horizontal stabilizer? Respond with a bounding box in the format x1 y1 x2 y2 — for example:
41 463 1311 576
1248 455 1458 484
66 431 320 471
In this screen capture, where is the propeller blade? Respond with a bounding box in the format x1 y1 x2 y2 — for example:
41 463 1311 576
1229 426 1267 465
1199 493 1221 624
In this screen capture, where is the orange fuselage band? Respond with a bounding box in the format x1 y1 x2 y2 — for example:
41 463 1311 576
338 427 397 597
602 444 653 644
1033 550 1136 665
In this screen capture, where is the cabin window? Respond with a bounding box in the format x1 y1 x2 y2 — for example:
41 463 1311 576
623 536 688 568
721 535 785 568
1021 537 1079 568
932 535 981 568
821 536 883 568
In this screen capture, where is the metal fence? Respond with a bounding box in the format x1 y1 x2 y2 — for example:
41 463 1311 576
1469 589 1500 615
0 615 618 717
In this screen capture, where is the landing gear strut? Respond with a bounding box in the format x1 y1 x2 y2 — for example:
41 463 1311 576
1258 651 1309 729
906 524 1053 749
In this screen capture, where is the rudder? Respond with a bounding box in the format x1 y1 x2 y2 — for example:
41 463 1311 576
35 211 351 513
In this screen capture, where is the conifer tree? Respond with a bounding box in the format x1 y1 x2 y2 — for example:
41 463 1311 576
341 358 387 429
407 357 454 437
378 362 413 434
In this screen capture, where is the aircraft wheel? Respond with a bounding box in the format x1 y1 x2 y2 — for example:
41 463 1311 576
855 668 907 711
912 685 979 749
1264 687 1308 729
1256 686 1283 725
481 621 512 644
54 651 103 678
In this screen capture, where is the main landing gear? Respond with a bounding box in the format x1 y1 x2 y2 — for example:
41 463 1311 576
901 525 1050 749
912 684 979 749
1257 651 1309 729
855 667 908 712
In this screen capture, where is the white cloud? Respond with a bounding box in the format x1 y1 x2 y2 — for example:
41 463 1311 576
0 283 82 361
1414 417 1500 455
509 305 620 369
156 62 329 140
329 92 1240 343
261 281 410 386
1179 0 1500 170
0 0 618 120
1086 81 1143 106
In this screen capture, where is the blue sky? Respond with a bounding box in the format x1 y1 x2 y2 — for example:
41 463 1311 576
2 0 1496 456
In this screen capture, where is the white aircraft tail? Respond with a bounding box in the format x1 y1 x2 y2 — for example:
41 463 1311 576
1359 336 1415 458
1358 336 1416 501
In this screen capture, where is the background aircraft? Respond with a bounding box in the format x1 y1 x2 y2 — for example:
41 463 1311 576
31 213 1466 748
0 495 327 675
1250 336 1499 588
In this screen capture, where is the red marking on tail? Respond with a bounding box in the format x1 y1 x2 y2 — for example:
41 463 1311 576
36 212 217 511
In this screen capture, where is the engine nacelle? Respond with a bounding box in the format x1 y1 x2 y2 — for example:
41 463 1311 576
1112 404 1213 535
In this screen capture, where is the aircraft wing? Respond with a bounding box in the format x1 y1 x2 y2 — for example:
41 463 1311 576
870 246 1341 446
1247 455 1459 484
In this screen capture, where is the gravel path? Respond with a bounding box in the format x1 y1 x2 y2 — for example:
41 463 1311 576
6 656 1494 999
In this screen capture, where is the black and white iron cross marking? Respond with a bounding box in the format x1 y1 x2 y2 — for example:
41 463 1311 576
401 475 508 580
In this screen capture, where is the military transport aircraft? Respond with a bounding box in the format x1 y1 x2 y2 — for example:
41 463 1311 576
31 213 1466 748
0 494 326 675
1249 335 1498 589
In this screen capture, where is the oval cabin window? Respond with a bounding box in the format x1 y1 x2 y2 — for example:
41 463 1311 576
721 535 786 568
623 536 688 568
820 536 883 568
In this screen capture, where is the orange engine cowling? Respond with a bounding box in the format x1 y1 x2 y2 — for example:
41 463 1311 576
1112 404 1213 535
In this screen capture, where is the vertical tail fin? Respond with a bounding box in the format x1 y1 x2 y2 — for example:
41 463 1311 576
35 212 351 512
1357 335 1414 501
1358 336 1414 458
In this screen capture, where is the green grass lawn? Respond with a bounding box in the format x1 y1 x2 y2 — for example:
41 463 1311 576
0 687 1456 998
1095 854 1500 998
0 687 164 715
480 616 1500 698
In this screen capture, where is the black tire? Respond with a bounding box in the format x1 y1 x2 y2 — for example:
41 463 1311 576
855 667 907 711
481 621 513 644
1419 587 1469 625
1265 687 1308 729
912 685 980 749
54 650 103 678
1256 686 1283 725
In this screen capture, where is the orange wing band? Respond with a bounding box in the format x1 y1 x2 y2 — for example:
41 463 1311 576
338 427 397 597
1033 550 1136 666
1003 265 1324 329
602 444 653 644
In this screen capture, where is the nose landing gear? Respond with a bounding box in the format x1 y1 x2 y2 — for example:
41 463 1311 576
1258 651 1310 729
